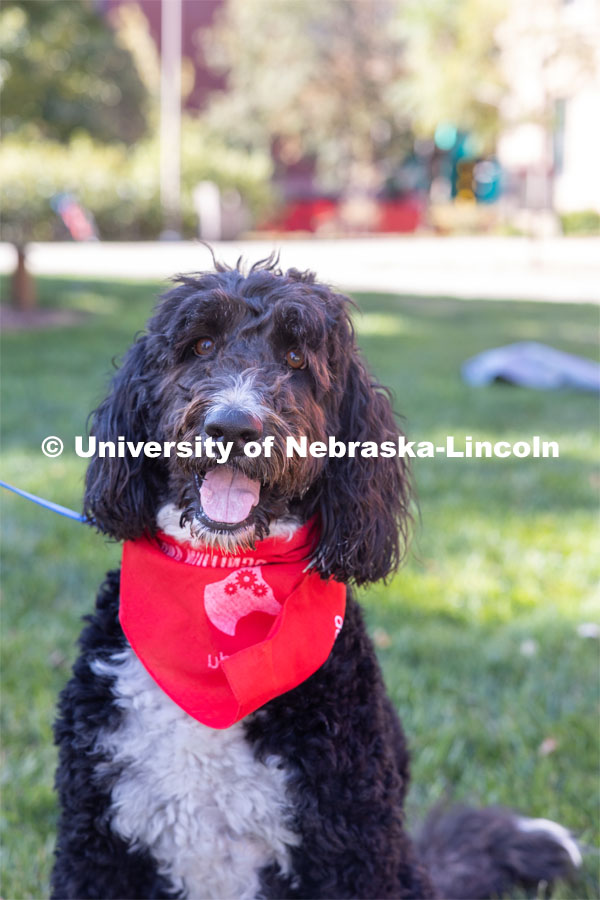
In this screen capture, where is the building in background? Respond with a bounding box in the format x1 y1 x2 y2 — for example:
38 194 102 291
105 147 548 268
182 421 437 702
496 0 600 230
101 0 223 110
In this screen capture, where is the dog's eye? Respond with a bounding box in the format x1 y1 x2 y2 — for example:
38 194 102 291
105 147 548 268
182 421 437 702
193 337 215 357
285 349 305 369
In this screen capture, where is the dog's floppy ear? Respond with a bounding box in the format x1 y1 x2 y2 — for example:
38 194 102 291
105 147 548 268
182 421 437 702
83 337 166 540
312 346 413 586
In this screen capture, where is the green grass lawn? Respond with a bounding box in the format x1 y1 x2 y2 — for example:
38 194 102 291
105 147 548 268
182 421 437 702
1 274 599 899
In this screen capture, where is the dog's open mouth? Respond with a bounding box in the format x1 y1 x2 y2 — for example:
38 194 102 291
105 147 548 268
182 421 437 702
194 466 261 532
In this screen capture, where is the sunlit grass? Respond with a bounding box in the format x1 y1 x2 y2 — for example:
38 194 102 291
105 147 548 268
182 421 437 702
1 275 598 898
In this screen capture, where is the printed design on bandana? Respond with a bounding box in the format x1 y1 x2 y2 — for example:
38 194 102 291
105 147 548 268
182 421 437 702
156 536 266 569
204 567 281 636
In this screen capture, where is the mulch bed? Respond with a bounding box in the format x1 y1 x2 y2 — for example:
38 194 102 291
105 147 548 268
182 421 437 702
0 306 86 331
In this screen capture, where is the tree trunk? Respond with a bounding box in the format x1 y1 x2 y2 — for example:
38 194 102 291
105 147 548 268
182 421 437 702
11 244 36 311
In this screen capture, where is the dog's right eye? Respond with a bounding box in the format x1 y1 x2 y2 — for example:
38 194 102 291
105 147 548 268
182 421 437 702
193 337 215 357
285 349 306 369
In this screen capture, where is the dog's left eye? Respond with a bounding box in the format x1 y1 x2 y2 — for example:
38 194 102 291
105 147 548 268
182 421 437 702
193 337 215 357
286 349 306 369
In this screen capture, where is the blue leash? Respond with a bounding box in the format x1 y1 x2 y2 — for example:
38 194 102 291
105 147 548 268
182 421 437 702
0 480 88 523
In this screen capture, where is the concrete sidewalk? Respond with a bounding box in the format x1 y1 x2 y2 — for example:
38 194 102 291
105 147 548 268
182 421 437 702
1 237 598 303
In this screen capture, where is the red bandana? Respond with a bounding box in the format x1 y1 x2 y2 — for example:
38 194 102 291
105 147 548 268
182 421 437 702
119 519 346 729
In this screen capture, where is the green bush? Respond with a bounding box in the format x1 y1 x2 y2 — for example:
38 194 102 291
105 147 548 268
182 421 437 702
0 122 274 245
0 136 139 244
560 209 600 236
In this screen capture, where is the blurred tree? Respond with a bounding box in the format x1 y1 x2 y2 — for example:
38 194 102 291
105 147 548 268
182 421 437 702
202 0 506 211
0 0 150 308
202 0 413 214
395 0 506 151
0 0 149 144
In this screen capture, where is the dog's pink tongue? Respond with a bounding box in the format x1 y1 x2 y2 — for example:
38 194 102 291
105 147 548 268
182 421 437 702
200 467 260 524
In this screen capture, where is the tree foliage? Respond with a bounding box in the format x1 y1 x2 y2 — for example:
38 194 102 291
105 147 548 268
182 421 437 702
203 0 412 192
395 0 506 150
202 0 506 189
0 0 149 143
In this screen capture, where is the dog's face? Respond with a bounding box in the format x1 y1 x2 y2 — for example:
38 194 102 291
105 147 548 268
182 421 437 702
157 267 346 551
85 259 411 584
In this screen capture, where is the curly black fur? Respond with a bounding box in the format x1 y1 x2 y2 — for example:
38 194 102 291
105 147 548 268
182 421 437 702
53 570 434 899
52 572 181 900
83 259 411 584
53 256 579 899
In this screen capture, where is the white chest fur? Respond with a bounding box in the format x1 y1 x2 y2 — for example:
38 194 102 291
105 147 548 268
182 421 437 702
92 648 299 900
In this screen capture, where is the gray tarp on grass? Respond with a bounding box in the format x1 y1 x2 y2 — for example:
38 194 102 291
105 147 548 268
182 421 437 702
462 342 600 391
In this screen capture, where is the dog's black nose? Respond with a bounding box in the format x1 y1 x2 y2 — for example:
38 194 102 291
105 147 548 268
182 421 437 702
204 408 264 445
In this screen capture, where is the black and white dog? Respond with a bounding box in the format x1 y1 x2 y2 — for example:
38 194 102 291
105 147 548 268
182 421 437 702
52 257 580 899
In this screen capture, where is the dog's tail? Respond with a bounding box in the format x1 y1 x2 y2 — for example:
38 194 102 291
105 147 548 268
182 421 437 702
414 805 581 899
